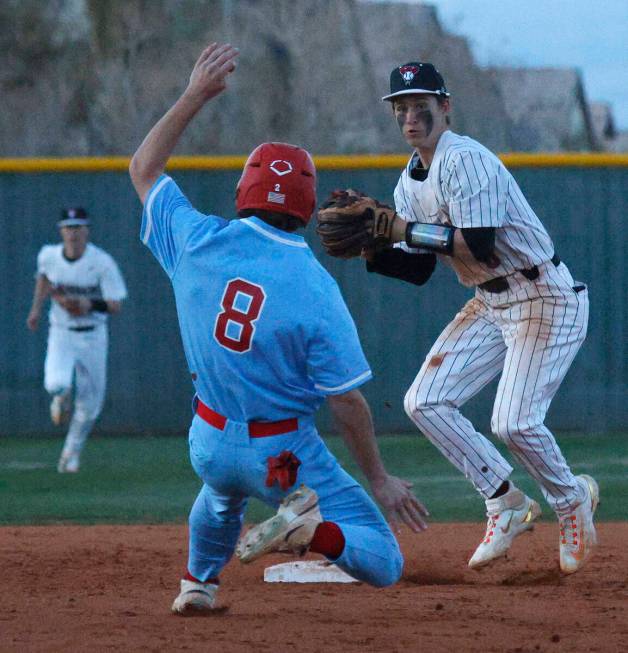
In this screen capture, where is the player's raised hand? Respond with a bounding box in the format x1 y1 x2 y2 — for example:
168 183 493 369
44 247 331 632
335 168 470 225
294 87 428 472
371 474 429 533
185 42 239 103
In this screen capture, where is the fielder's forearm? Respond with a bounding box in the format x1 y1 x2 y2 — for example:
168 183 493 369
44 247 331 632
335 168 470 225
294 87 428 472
30 275 51 312
105 300 122 314
366 249 436 286
391 220 496 263
129 91 206 203
387 216 454 255
89 299 122 314
327 389 387 485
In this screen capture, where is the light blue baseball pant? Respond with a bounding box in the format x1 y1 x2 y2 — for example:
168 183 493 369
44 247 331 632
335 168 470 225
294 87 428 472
186 413 403 588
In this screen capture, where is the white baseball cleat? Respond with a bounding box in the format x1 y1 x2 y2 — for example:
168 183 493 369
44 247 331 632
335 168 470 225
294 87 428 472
57 453 80 473
171 579 220 616
559 474 599 575
469 484 541 569
235 485 322 564
50 393 71 426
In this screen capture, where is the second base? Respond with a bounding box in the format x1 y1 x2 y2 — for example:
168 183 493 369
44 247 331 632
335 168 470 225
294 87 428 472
264 560 359 583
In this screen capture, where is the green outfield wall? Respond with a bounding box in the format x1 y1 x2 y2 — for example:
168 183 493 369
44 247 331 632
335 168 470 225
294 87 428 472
1 154 626 436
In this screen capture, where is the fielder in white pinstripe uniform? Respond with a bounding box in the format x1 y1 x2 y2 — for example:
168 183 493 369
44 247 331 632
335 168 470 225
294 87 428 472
364 62 599 574
27 208 127 473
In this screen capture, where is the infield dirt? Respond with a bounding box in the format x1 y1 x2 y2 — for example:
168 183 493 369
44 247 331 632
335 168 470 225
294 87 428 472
1 523 626 652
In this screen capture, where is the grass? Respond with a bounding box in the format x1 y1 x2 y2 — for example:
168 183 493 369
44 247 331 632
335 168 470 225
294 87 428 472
0 432 626 525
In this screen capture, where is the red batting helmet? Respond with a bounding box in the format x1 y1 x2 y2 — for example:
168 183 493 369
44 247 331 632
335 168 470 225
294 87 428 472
235 142 316 224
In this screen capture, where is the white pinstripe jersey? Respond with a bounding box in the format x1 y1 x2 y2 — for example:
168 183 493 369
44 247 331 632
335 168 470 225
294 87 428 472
393 130 555 287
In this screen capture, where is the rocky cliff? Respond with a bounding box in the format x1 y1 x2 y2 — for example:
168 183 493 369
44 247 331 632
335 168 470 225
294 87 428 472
2 0 518 156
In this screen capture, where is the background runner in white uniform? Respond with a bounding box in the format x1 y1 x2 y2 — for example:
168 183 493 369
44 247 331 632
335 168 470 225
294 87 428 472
27 208 127 473
365 62 598 574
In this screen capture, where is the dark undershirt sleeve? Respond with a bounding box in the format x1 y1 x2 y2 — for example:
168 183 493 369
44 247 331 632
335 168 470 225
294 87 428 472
460 227 497 264
366 248 437 286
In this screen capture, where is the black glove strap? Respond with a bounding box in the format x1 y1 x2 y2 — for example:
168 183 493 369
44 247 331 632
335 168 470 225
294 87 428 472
405 222 455 255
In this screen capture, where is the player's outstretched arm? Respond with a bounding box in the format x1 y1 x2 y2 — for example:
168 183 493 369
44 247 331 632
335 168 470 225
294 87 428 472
327 389 429 533
26 274 52 331
129 42 239 203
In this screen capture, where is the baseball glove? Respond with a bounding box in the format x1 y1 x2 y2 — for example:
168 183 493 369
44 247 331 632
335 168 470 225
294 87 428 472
316 189 400 258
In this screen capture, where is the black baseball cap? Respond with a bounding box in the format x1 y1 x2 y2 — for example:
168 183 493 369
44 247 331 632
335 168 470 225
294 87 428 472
57 207 89 228
382 62 450 102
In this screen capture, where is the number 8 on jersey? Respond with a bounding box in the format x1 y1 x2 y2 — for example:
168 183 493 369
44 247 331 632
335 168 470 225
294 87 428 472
214 278 266 353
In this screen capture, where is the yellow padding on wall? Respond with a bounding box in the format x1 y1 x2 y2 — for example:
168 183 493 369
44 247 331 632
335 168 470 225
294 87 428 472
0 153 627 173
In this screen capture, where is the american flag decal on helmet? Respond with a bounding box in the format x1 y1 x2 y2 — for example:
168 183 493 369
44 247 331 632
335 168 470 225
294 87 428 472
267 191 286 205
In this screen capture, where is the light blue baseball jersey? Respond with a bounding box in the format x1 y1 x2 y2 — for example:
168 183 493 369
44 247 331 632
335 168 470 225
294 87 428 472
141 175 372 421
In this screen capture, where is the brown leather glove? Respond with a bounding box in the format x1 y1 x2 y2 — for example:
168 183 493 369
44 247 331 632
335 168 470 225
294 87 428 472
316 189 400 258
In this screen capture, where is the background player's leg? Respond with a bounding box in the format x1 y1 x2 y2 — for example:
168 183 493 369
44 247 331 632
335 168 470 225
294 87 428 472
44 327 75 425
58 330 108 472
404 297 512 498
491 286 590 514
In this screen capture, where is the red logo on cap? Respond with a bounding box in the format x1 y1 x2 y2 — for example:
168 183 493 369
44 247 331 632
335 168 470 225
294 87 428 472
399 65 420 85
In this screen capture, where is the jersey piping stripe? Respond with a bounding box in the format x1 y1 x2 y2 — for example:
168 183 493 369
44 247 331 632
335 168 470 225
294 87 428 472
241 219 309 247
314 369 372 393
142 176 172 244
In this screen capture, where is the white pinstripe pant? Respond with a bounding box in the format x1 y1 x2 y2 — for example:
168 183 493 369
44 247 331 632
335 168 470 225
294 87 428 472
404 261 589 514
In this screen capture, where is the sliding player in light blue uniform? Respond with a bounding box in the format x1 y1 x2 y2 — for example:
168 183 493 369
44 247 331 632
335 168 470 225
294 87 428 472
130 42 428 615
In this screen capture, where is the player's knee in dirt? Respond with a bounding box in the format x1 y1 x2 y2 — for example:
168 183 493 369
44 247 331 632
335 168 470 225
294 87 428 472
387 546 404 586
370 540 404 588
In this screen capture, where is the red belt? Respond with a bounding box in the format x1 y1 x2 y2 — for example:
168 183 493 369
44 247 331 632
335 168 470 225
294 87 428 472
195 399 298 437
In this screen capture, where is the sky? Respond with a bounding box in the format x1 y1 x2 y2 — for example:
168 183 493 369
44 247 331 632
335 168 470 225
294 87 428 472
371 0 628 129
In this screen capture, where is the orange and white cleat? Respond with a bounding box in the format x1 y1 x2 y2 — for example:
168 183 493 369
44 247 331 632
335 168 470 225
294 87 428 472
559 474 599 575
469 484 541 569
